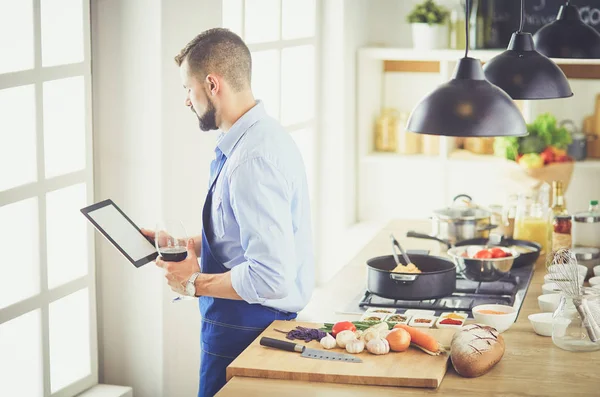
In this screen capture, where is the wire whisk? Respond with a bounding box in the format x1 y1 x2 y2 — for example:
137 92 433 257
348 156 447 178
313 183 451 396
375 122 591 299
547 249 600 343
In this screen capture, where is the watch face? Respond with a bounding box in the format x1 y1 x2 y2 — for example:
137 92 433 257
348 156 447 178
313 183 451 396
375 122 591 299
185 281 195 296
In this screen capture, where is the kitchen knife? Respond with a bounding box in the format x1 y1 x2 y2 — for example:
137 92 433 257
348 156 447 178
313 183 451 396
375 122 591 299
259 337 362 363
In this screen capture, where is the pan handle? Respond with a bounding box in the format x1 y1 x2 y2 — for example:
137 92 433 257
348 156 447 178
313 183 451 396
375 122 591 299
477 224 498 232
406 231 452 248
389 273 418 283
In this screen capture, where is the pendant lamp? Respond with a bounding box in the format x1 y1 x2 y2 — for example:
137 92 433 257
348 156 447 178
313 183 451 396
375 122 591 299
406 0 527 137
483 0 572 100
533 0 600 59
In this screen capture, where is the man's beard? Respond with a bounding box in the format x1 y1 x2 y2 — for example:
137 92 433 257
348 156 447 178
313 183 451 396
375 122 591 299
194 97 218 131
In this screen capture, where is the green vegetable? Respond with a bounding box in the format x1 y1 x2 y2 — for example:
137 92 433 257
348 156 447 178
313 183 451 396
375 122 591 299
519 135 547 154
406 0 449 25
494 137 519 161
493 113 572 160
321 321 396 333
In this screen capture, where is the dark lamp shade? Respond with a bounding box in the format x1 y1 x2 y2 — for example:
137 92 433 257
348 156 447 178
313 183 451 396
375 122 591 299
406 58 527 138
483 32 573 100
533 4 600 59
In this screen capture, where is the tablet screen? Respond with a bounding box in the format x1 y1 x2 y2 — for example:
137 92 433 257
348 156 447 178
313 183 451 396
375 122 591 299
82 200 157 267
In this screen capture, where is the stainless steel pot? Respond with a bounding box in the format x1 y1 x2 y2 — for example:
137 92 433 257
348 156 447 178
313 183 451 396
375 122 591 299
431 194 496 246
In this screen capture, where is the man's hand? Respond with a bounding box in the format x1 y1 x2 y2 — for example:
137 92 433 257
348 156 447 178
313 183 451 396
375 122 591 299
156 238 201 295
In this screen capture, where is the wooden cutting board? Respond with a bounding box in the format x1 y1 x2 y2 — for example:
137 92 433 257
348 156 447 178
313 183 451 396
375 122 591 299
226 321 457 389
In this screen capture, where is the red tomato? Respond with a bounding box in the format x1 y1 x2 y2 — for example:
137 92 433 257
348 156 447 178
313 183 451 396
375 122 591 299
489 247 508 258
474 249 493 259
331 321 357 337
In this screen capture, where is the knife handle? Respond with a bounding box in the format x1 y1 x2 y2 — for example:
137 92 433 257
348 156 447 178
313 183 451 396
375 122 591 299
260 337 304 353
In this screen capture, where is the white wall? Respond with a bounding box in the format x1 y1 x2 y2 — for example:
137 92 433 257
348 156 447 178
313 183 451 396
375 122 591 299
367 0 458 47
92 1 221 396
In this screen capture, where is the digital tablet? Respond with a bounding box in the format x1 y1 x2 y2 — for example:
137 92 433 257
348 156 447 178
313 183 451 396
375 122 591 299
81 199 158 267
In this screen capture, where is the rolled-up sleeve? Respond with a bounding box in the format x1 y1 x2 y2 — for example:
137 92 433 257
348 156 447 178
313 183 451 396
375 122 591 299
228 157 296 303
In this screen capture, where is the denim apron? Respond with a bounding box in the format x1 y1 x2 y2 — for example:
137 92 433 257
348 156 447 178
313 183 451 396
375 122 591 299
197 153 297 397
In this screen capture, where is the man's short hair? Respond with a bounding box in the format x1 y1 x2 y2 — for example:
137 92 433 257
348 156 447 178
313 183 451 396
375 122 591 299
175 28 251 92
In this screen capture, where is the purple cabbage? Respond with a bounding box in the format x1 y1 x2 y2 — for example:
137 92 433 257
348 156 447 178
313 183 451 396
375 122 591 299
285 326 327 343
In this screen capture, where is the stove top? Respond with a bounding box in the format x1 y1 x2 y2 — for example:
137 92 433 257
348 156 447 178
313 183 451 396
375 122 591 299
342 264 535 319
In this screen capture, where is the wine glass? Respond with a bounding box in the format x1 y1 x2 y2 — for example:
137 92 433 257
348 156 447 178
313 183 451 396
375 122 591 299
155 219 195 302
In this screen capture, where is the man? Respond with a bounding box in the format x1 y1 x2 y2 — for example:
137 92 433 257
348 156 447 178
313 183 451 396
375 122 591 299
146 28 314 397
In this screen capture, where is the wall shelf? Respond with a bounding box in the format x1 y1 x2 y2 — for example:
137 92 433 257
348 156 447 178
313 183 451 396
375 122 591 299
355 47 600 222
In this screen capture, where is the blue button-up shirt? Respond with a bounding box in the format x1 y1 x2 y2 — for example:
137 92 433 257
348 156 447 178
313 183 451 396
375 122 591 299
206 101 314 313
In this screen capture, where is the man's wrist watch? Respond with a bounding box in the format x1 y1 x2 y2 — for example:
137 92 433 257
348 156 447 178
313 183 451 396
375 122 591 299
185 272 202 297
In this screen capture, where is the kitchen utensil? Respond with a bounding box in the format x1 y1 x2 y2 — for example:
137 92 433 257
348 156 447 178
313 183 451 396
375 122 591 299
548 250 600 343
572 200 600 249
472 304 518 333
430 194 497 248
406 231 540 269
259 337 362 363
552 288 600 352
390 234 419 273
562 119 589 161
366 253 456 301
572 247 600 279
447 246 519 282
229 321 456 389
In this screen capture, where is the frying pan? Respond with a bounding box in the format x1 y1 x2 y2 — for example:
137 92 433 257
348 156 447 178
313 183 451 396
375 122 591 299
366 236 456 300
406 231 541 268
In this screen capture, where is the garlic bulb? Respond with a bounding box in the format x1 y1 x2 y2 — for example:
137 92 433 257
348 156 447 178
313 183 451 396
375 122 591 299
373 322 389 332
354 330 364 340
345 339 365 354
319 334 336 349
367 337 390 355
336 330 356 348
362 329 379 344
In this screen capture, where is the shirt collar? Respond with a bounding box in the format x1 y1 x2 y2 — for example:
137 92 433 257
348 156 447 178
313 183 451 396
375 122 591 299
217 100 266 158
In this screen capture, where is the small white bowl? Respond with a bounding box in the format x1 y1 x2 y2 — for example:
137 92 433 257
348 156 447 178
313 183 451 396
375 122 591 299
589 276 600 287
547 264 588 279
594 265 600 278
537 293 561 313
542 283 561 295
528 312 571 337
472 304 517 333
528 312 554 336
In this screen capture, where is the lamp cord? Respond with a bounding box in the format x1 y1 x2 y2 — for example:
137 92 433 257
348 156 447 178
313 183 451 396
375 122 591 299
518 0 525 32
465 0 470 58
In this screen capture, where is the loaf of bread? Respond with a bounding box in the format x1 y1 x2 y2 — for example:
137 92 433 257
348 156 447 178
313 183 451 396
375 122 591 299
450 323 505 378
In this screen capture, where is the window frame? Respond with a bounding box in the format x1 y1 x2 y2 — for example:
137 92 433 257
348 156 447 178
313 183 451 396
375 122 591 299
0 1 97 396
223 0 321 202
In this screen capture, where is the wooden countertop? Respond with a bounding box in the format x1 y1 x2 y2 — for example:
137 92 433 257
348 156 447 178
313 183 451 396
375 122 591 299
217 220 600 396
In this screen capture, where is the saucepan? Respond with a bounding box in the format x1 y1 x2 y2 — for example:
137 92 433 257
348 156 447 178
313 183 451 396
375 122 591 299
366 235 456 300
406 231 541 269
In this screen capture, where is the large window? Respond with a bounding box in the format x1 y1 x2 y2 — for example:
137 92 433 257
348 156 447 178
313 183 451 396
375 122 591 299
222 0 319 201
0 1 96 396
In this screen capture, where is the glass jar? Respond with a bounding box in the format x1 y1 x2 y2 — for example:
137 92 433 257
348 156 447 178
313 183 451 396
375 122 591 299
374 108 399 152
552 215 572 252
514 195 552 255
552 288 600 352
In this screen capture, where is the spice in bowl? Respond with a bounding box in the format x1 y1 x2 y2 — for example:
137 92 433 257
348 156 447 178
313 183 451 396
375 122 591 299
439 318 462 325
408 315 436 328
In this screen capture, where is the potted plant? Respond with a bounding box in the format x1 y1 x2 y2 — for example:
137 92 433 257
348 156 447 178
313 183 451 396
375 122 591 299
407 0 450 50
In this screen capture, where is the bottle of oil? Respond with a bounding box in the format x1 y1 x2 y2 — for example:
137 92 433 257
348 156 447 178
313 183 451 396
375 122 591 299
551 181 568 216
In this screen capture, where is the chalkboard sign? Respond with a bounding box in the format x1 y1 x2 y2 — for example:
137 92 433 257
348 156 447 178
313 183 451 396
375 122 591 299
475 0 600 49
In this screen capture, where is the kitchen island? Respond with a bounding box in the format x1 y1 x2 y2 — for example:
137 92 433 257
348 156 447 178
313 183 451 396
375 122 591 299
216 220 600 396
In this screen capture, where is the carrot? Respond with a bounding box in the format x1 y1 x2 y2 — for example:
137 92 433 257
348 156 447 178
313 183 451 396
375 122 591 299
393 324 443 355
